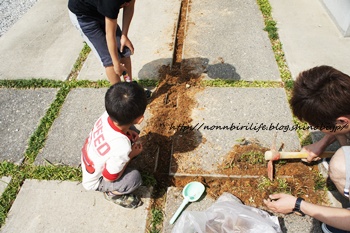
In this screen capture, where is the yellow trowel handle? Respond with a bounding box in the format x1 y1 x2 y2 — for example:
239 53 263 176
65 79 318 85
264 151 334 160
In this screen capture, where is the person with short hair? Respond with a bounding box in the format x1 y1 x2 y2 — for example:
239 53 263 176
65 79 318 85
265 66 350 233
81 82 147 208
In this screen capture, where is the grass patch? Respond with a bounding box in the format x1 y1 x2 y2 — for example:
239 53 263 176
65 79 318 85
264 20 278 40
25 165 82 181
0 79 63 89
147 208 164 233
0 162 19 177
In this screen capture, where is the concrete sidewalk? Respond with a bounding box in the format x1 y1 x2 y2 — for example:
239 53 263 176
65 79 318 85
269 0 350 79
1 0 349 232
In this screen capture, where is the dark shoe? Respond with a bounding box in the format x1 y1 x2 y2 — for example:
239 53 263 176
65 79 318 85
104 192 143 209
322 223 350 233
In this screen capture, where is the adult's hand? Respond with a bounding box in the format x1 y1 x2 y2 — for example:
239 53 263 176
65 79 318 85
301 143 323 163
120 35 134 55
263 193 297 214
301 134 336 162
113 63 127 77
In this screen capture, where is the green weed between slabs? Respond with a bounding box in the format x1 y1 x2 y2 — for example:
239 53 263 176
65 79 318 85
256 0 317 150
256 0 293 91
69 43 91 81
147 208 164 233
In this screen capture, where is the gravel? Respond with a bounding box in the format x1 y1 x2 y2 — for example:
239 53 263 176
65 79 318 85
0 0 38 37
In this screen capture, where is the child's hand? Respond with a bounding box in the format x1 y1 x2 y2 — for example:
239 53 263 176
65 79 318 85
127 130 139 143
129 142 142 159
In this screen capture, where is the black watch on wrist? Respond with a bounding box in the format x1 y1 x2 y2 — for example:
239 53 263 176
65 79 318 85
293 197 305 216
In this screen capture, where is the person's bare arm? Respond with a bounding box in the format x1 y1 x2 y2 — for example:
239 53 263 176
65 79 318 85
120 0 135 54
103 142 142 182
302 134 336 162
264 193 350 231
302 200 350 230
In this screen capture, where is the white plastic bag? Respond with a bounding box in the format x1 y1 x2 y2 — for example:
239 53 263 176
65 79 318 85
172 192 281 233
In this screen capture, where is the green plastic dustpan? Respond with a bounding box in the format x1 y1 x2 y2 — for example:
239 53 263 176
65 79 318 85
169 181 205 224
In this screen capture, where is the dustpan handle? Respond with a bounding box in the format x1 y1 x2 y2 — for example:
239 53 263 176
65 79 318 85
169 199 189 225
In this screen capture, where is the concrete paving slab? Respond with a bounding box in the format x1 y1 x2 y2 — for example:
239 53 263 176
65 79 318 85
35 88 153 168
326 190 350 209
0 179 151 233
163 187 321 233
0 177 11 195
78 0 181 81
0 0 84 80
170 87 300 176
0 88 58 163
182 0 280 81
280 214 322 233
269 0 350 79
77 53 106 81
35 88 106 166
0 0 38 37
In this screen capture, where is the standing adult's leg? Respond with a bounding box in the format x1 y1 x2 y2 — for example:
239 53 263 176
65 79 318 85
105 66 121 84
121 57 132 78
69 11 121 84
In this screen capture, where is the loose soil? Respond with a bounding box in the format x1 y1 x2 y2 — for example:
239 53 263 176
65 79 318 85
130 0 330 230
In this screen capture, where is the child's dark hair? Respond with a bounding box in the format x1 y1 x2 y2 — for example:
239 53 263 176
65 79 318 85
105 82 147 125
290 65 350 128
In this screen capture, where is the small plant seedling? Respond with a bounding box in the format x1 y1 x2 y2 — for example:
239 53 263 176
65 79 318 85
313 171 327 191
258 176 272 191
276 178 291 193
240 150 265 165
